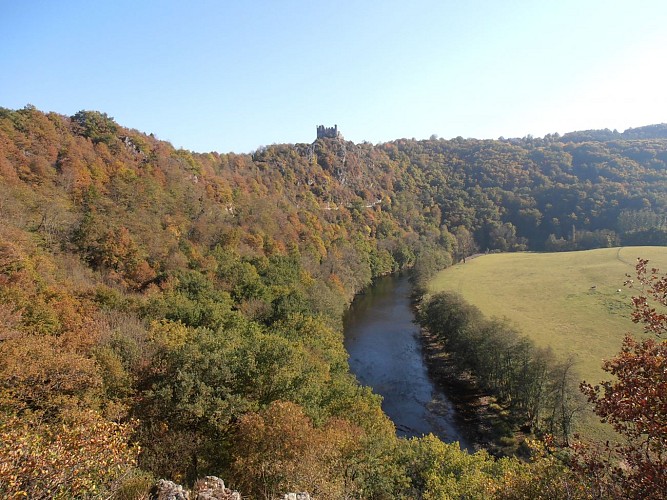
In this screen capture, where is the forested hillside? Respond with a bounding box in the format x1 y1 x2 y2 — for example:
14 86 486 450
1 105 666 498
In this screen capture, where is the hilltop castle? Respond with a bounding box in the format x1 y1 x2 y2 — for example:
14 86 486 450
316 124 341 139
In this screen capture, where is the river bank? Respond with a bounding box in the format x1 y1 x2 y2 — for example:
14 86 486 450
419 326 529 457
343 272 528 455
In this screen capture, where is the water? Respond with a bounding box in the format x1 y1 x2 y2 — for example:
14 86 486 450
343 274 469 448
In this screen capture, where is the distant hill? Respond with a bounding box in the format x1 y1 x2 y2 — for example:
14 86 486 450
560 123 667 142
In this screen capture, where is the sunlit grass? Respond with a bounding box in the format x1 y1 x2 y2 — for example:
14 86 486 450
427 246 667 440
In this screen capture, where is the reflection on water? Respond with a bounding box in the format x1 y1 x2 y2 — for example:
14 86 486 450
344 274 469 449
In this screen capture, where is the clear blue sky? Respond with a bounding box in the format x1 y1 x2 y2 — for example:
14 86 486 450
2 1 667 153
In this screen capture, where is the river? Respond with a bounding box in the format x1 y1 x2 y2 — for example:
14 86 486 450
343 274 470 449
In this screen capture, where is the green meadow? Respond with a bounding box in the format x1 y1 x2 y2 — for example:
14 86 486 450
428 246 667 439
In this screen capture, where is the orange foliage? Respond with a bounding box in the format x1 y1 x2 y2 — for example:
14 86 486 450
0 334 102 416
231 401 365 499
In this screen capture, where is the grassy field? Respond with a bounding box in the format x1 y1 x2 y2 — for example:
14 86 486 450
427 246 667 439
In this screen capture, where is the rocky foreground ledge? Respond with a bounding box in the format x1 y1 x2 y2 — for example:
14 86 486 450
152 476 310 500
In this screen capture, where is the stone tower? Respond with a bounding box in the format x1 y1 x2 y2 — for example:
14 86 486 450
316 124 340 139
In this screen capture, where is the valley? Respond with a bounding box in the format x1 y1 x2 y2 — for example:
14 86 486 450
1 106 666 498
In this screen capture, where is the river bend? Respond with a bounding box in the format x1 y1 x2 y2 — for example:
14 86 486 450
343 274 469 448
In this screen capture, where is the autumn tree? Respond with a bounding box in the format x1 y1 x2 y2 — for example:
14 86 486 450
230 401 358 499
0 410 140 498
230 400 408 500
577 259 667 498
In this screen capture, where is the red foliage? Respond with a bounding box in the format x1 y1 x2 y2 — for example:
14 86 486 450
626 258 667 336
576 259 667 499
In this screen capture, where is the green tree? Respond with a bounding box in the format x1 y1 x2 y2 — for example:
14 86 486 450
453 225 477 263
70 110 118 145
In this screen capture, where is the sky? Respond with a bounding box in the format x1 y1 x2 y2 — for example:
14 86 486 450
2 0 667 153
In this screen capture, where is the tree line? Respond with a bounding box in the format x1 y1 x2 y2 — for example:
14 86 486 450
419 292 583 446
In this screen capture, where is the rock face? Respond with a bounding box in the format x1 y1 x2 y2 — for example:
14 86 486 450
152 476 241 500
153 479 190 500
193 476 241 500
151 476 308 500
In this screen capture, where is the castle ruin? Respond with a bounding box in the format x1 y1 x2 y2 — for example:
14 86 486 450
316 124 341 139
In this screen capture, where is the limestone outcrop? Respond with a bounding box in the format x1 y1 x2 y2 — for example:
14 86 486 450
152 476 241 500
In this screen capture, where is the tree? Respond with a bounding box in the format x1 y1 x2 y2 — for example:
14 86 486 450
453 226 477 263
576 259 667 498
230 400 368 499
398 435 588 499
70 110 118 145
545 356 584 446
0 334 102 417
488 222 527 252
627 258 667 336
0 410 139 498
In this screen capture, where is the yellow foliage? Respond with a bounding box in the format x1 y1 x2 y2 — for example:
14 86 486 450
0 410 139 499
147 319 191 350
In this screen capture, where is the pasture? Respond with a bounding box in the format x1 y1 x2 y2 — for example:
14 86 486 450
427 246 667 439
